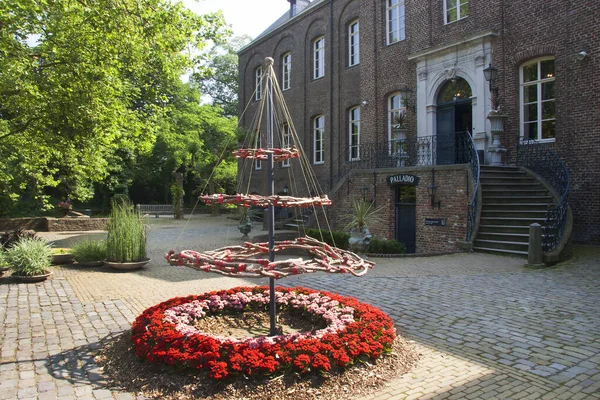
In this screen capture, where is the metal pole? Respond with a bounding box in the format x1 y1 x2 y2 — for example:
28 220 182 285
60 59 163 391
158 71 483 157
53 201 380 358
264 58 277 336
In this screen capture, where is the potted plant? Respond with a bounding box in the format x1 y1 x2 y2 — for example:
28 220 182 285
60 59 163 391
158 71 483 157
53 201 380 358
58 200 72 217
237 206 262 238
345 200 384 249
6 238 53 282
51 248 74 265
72 240 106 267
104 197 149 270
391 110 408 139
0 252 9 277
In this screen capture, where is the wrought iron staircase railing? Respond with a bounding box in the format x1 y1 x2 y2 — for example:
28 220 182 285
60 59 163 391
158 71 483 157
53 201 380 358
516 139 570 253
463 131 480 242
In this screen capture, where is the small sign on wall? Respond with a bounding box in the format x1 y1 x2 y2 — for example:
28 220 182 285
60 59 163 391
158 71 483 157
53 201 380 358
387 174 420 186
425 218 446 226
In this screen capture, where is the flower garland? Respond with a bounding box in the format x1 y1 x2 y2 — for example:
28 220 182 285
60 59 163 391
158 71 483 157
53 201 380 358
165 237 374 279
131 286 396 380
233 146 300 161
200 193 332 208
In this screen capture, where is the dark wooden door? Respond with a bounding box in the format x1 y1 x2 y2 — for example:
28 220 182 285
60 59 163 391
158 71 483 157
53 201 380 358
395 186 416 253
436 105 455 165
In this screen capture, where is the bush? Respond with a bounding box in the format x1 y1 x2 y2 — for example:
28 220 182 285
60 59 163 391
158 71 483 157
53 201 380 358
6 238 52 276
0 251 9 269
72 240 107 263
305 228 350 250
106 198 148 262
367 238 406 254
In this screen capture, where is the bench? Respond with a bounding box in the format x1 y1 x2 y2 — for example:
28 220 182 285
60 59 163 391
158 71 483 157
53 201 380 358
136 204 174 218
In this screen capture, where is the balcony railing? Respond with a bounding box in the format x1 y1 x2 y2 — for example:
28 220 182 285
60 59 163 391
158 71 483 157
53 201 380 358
326 132 475 185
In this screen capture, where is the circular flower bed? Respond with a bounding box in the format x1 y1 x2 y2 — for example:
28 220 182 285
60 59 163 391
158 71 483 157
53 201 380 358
131 286 396 380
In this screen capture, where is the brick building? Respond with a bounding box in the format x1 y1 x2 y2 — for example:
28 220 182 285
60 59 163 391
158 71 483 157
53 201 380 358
237 0 599 256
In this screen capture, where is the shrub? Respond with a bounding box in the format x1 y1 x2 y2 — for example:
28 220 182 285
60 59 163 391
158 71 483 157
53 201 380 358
72 240 107 263
106 198 148 262
367 238 406 254
0 251 9 269
305 228 350 250
6 238 52 276
1 229 40 250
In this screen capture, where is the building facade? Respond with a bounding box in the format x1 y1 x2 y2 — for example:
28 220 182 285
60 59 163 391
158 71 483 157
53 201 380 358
238 0 600 253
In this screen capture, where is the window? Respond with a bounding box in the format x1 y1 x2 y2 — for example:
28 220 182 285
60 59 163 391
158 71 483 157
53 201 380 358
313 115 325 164
388 93 406 134
445 0 469 24
520 58 556 141
314 37 325 79
387 0 405 44
282 53 291 91
349 107 361 161
281 123 291 167
255 66 263 101
349 20 360 66
255 132 262 170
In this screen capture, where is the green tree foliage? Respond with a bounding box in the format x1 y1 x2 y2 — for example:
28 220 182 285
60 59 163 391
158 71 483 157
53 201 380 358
0 0 229 214
130 82 239 206
193 35 252 117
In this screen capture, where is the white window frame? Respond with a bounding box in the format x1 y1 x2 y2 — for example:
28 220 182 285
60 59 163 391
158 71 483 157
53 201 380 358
313 36 325 79
386 0 405 45
255 66 263 101
313 115 325 165
349 107 361 161
281 124 291 167
519 57 556 143
349 20 360 66
282 52 291 91
388 92 406 138
444 0 469 24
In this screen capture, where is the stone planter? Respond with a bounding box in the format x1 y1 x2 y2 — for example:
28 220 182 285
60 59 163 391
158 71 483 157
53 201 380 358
51 253 74 265
12 270 53 283
487 113 507 132
104 258 150 270
0 266 10 277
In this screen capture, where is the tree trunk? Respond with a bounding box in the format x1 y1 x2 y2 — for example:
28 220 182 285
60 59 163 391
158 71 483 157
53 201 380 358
174 172 184 219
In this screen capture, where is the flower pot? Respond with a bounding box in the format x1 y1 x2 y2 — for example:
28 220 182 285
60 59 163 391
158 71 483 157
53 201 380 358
0 266 9 277
104 258 150 270
12 270 53 283
51 253 74 265
487 114 507 133
77 261 104 267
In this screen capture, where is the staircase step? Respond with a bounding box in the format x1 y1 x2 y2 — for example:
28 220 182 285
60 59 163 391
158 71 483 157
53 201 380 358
474 239 529 250
480 170 527 176
482 182 545 187
472 246 528 256
483 202 551 207
478 225 532 234
480 166 520 171
482 195 553 203
482 210 547 216
480 177 537 183
478 232 530 242
480 217 546 226
482 189 550 197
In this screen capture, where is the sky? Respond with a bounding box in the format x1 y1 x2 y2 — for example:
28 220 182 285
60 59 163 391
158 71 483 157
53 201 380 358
183 0 291 39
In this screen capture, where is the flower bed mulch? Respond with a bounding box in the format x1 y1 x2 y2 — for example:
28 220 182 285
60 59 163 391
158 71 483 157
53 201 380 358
95 286 419 399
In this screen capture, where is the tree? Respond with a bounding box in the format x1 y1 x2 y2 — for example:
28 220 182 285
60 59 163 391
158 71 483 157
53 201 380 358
193 35 252 117
0 0 229 214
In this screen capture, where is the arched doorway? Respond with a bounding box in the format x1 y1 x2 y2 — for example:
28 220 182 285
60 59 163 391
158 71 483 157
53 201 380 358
436 78 472 164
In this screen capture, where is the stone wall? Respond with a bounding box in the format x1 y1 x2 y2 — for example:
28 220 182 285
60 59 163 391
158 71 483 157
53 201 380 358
0 217 108 232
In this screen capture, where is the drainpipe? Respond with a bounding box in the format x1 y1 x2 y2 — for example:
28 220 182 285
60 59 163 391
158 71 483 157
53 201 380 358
328 0 334 191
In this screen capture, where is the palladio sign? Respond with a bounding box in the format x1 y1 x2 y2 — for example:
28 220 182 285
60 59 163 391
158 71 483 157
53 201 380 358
387 174 420 186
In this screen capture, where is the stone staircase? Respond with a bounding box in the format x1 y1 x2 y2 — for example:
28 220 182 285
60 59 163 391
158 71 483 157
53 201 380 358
473 166 554 256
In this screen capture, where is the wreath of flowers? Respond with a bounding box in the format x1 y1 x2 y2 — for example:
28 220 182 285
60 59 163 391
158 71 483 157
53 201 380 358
233 146 300 161
131 286 396 380
200 193 331 208
166 237 374 279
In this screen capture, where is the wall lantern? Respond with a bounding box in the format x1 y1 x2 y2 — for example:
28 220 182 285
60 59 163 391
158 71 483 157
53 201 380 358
360 185 369 202
400 85 415 112
426 169 441 209
483 63 499 110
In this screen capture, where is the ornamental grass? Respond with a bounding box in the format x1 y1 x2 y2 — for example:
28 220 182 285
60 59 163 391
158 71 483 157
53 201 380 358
106 198 147 262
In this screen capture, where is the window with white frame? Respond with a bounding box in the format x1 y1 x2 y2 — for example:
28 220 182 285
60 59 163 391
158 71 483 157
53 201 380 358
314 37 325 79
349 107 360 161
255 66 263 101
445 0 469 24
387 0 405 45
281 123 291 167
349 20 360 66
313 116 325 164
255 132 262 170
388 92 406 132
282 53 291 91
520 58 556 141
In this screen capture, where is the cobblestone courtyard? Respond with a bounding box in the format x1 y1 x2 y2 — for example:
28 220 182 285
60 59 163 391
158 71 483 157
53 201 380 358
1 215 599 399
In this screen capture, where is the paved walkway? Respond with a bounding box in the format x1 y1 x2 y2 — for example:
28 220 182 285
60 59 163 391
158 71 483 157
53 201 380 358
0 215 599 399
